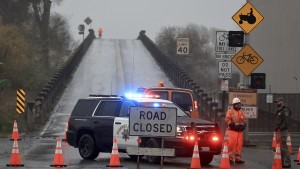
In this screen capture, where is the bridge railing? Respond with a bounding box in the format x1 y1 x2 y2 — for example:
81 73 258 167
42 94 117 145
26 29 96 130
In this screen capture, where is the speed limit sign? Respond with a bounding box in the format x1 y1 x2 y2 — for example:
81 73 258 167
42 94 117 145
177 38 189 55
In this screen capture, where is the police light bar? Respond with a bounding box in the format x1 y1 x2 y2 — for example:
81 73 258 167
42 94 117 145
124 93 160 99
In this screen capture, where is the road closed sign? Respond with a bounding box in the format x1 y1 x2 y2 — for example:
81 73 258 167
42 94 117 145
129 107 177 137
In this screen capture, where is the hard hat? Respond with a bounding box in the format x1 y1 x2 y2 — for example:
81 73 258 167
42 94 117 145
158 81 164 87
232 97 241 104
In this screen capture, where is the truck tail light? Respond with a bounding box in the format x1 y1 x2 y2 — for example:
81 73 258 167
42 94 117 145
194 101 198 109
184 134 197 142
211 135 220 142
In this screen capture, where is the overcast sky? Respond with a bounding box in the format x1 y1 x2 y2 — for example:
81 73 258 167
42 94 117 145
53 0 246 41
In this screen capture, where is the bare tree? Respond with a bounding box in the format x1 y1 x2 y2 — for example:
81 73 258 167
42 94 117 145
48 13 73 69
0 0 31 26
29 0 52 68
155 24 218 91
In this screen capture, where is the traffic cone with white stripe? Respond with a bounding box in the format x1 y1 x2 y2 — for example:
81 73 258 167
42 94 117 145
220 142 230 169
272 131 276 149
50 137 67 167
272 144 282 169
10 120 21 141
187 141 201 169
287 133 293 155
6 139 24 167
223 130 229 145
106 138 123 167
62 123 68 142
294 146 300 164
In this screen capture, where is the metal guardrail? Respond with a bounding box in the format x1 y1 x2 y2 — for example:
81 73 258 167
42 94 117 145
25 29 96 131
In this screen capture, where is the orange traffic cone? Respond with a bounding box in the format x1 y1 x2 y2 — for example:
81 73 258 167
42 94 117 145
272 144 282 169
220 142 230 169
10 120 21 141
188 141 201 169
106 138 123 167
287 133 293 155
223 130 229 144
50 137 67 167
294 146 300 163
6 139 24 167
62 123 68 142
272 131 276 149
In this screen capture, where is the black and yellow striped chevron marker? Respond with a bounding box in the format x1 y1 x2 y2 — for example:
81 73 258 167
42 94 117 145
16 89 25 114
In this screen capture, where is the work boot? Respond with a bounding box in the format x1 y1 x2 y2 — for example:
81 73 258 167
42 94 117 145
235 160 245 164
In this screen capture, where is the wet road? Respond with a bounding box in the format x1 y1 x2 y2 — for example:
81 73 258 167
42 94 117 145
1 136 298 169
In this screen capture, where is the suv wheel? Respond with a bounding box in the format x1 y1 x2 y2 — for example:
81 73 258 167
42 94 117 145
145 138 161 163
200 154 213 166
78 134 99 160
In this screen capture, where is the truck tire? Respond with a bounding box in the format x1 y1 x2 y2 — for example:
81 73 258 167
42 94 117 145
145 138 161 163
78 134 99 160
200 154 214 166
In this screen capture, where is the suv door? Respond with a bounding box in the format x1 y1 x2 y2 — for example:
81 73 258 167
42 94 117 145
92 100 121 150
113 101 138 150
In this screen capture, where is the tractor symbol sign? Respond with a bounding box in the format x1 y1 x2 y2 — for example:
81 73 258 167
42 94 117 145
232 2 264 34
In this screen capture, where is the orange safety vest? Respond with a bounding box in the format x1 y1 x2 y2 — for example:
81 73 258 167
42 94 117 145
98 28 103 34
225 108 247 125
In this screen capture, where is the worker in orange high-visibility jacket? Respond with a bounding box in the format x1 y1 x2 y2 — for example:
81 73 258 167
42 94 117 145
225 97 247 164
98 28 103 38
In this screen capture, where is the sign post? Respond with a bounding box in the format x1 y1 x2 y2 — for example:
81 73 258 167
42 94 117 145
78 24 85 40
84 17 92 29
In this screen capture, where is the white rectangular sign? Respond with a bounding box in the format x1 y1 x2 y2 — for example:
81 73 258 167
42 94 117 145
215 31 236 53
126 147 175 156
228 106 257 119
215 53 235 61
221 79 229 91
266 94 273 103
129 107 177 137
177 38 189 55
219 61 232 79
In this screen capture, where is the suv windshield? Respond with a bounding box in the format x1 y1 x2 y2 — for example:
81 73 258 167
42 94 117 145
138 102 189 117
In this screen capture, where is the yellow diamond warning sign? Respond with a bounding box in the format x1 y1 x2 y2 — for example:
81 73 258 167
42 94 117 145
232 2 264 34
231 45 263 76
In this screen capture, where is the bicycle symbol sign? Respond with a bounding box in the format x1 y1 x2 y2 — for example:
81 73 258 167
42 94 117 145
215 31 236 53
236 52 258 64
231 45 263 76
